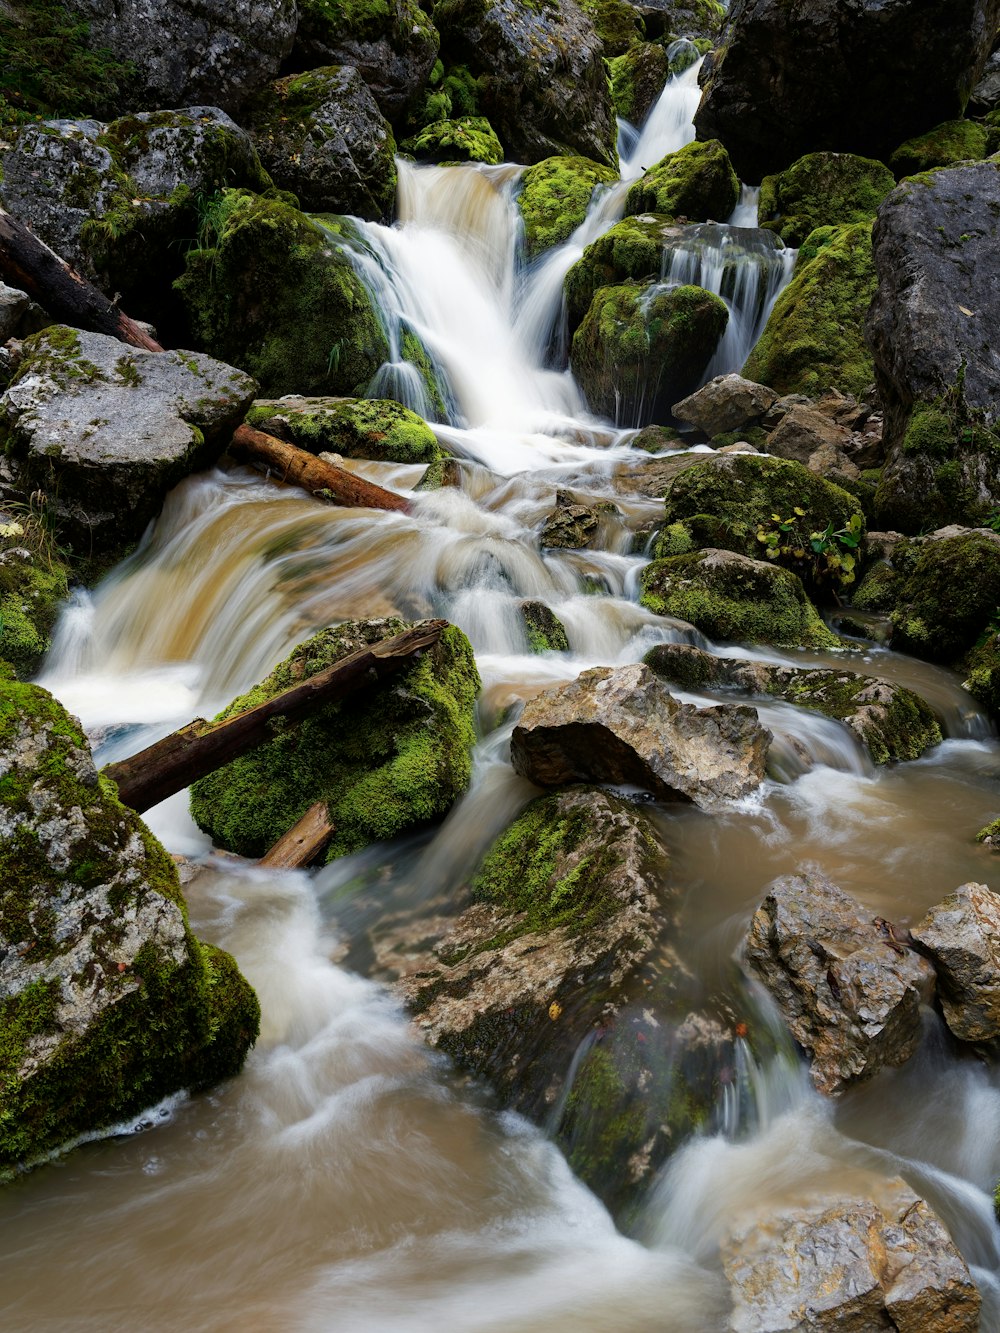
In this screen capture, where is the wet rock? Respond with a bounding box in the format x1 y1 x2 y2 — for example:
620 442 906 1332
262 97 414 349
539 491 601 549
867 160 1000 532
510 661 771 805
613 449 708 499
400 116 504 166
293 0 440 120
0 523 69 680
1 325 257 554
766 402 853 468
71 0 296 114
563 215 687 335
623 138 739 222
889 119 991 178
693 0 1000 182
745 871 934 1095
519 600 570 653
609 42 671 126
189 618 480 861
0 676 259 1172
434 0 617 167
248 67 396 221
757 151 895 249
911 883 1000 1042
672 374 778 439
517 155 618 260
245 396 440 464
722 1179 980 1332
631 0 724 42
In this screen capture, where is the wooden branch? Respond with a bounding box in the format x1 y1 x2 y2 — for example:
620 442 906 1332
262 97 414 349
0 210 164 352
103 619 447 812
229 423 412 514
259 802 334 869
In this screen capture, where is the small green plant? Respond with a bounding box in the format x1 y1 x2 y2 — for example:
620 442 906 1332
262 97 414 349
984 510 1000 534
0 491 67 573
756 507 863 590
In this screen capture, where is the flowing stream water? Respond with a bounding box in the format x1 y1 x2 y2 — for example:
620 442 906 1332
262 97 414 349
4 67 1000 1331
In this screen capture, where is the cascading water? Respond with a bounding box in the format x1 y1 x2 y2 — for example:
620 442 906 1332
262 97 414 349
8 59 1000 1333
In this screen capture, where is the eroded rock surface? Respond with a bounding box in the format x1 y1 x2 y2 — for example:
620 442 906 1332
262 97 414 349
911 882 1000 1042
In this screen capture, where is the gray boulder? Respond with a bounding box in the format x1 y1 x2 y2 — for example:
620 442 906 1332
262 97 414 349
672 373 777 438
722 1180 980 1332
765 401 854 471
867 160 1000 532
745 871 935 1095
911 882 1000 1042
0 284 32 343
510 662 771 806
1 326 257 553
694 0 1000 181
248 67 397 220
70 0 296 114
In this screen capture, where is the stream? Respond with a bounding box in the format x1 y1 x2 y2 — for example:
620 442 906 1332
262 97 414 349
4 58 1000 1331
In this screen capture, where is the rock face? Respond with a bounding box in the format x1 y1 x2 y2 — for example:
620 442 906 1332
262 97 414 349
0 326 257 554
190 618 480 861
911 883 1000 1042
610 42 671 126
722 1180 980 1332
672 374 777 437
71 0 296 114
866 161 1000 532
510 662 771 806
694 0 1000 182
434 0 617 167
0 675 259 1171
745 872 934 1095
248 67 397 221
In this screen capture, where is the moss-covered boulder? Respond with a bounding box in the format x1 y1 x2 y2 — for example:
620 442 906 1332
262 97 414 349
564 214 680 333
609 43 670 125
517 155 618 259
743 222 876 399
174 191 389 398
247 67 396 220
890 119 990 178
190 618 480 861
757 152 895 249
577 0 644 55
571 281 728 425
0 516 69 679
400 115 503 165
882 530 1000 663
624 138 739 222
963 632 1000 718
640 548 841 649
0 675 259 1173
244 396 441 464
519 599 570 652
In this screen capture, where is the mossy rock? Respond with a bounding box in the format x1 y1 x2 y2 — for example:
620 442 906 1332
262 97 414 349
405 62 481 136
624 138 739 222
852 560 899 614
639 547 841 649
757 152 895 248
517 154 618 260
609 43 670 125
244 397 440 464
884 531 1000 663
564 213 676 332
519 600 570 652
400 115 503 165
577 0 644 56
890 120 990 179
0 677 259 1172
173 189 389 398
190 618 480 861
743 222 876 400
0 524 69 678
963 633 1000 718
570 280 728 425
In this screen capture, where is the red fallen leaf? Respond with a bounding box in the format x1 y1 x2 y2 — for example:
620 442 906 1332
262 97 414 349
117 962 127 973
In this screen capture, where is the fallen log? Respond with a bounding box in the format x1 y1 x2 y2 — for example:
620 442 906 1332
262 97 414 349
0 210 164 352
260 802 334 869
103 619 447 812
230 423 412 514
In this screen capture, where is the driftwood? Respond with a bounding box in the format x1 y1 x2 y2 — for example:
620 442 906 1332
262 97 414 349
230 423 412 514
259 802 334 869
0 210 164 352
103 619 447 812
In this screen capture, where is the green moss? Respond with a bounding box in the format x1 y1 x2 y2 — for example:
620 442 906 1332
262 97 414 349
890 119 990 178
609 43 670 124
517 155 618 260
624 138 739 223
190 619 480 861
577 0 644 55
400 115 503 165
0 555 69 679
757 152 895 249
519 600 570 652
852 561 898 614
0 0 134 121
743 222 876 399
651 519 695 557
563 213 667 332
884 533 1000 662
245 398 440 464
639 549 841 649
399 327 448 421
174 190 389 397
963 632 1000 719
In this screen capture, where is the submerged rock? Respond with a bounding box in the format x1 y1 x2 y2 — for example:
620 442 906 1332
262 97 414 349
0 325 256 554
510 662 771 805
0 675 259 1172
745 871 934 1095
672 374 777 438
722 1179 980 1332
190 618 480 861
911 883 1000 1043
539 491 601 549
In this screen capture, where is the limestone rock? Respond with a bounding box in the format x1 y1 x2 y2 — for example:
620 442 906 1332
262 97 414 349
510 662 771 806
911 883 1000 1042
0 676 259 1171
672 374 778 438
1 326 257 553
722 1180 980 1332
745 871 935 1095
